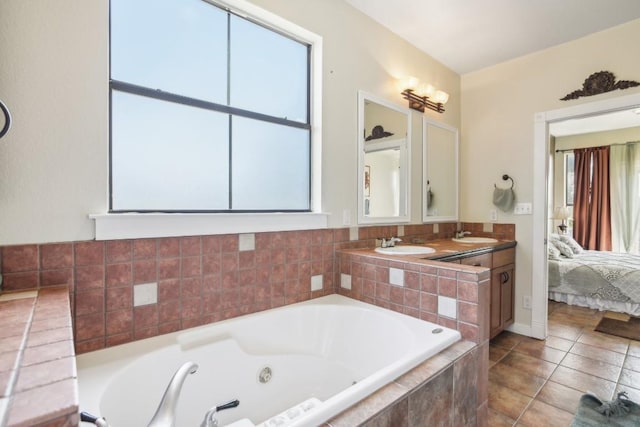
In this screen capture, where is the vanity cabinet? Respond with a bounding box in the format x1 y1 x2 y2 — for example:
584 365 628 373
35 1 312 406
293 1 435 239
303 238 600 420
489 248 515 339
443 246 515 339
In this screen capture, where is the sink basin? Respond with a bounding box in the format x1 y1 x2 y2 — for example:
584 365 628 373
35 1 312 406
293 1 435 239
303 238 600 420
451 237 498 244
374 245 436 255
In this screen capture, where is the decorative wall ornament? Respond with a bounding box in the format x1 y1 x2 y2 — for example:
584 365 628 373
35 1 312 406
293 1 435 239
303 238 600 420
561 71 640 101
365 125 393 141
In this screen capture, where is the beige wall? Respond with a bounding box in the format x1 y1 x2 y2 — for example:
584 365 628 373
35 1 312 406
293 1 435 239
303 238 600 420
461 19 640 329
0 0 460 245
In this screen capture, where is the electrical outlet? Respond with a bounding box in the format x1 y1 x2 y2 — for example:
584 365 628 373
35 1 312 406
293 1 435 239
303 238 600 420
490 209 497 221
523 295 532 309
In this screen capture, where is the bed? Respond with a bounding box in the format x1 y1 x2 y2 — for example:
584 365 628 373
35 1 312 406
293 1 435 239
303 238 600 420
548 236 640 316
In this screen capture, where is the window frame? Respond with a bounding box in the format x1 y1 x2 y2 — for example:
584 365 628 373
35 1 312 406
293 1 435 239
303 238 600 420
109 0 314 213
94 0 325 239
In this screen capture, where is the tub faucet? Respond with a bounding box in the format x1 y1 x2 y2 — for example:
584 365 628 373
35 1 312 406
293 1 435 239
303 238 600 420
147 361 199 427
200 399 240 427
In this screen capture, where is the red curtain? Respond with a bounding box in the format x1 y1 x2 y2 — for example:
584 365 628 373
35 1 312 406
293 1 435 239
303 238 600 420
573 146 611 250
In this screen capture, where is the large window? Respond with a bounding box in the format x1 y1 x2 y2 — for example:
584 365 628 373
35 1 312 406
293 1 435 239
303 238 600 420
110 0 312 212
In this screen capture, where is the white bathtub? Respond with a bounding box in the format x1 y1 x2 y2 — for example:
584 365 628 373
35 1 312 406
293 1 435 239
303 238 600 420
76 295 461 427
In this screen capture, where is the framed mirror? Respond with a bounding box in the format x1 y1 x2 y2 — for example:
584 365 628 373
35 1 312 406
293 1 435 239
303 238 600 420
357 91 411 224
423 117 458 222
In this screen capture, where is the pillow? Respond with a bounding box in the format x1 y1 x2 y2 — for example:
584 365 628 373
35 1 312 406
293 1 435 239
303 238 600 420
559 235 583 254
552 239 575 258
548 242 562 260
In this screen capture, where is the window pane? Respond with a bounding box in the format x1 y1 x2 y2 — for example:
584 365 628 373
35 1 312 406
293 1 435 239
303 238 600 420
230 15 308 122
111 0 227 104
566 153 575 206
112 91 229 211
232 117 309 210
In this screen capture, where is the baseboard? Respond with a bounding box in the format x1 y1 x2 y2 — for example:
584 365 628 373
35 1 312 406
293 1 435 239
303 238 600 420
506 320 547 340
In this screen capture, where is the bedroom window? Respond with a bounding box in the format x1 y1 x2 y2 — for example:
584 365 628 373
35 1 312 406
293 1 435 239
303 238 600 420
109 0 313 212
565 152 575 206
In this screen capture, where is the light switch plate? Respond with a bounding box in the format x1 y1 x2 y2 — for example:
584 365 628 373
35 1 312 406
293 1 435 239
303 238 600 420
513 202 532 215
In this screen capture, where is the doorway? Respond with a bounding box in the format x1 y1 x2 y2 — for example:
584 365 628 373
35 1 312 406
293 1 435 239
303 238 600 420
532 92 640 339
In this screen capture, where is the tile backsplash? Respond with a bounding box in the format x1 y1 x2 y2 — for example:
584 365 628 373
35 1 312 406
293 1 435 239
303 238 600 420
0 222 514 354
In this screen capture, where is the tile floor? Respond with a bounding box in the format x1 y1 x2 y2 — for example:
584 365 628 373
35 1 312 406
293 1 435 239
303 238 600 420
488 300 640 426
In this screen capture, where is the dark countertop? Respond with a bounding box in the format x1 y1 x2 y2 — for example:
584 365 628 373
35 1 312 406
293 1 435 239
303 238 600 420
340 238 517 268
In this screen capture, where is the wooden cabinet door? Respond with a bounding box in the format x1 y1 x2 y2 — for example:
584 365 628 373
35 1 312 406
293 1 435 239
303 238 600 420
490 263 515 338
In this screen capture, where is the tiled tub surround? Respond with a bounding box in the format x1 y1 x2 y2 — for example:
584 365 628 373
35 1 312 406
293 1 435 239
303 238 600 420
334 237 517 426
0 287 78 427
0 223 512 426
326 340 483 426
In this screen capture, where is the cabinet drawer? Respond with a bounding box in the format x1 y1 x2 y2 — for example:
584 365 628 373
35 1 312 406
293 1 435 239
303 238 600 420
493 248 515 268
460 253 492 268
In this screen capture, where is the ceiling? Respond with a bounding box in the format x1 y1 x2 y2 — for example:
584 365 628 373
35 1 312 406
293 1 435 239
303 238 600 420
344 0 640 75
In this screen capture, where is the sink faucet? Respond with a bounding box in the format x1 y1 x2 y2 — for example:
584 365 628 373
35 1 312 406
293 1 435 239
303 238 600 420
455 230 472 239
147 361 199 427
380 237 402 248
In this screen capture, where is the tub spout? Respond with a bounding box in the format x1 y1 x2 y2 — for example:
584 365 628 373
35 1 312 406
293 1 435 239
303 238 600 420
147 361 199 427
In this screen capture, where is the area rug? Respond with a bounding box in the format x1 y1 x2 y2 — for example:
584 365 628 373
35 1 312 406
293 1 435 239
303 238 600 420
571 392 640 427
594 312 640 341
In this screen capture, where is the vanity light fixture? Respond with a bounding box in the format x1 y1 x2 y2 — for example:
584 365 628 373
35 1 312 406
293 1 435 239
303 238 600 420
400 77 449 113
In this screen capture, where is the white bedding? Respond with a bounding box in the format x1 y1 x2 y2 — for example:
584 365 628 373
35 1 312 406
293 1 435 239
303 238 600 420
548 250 640 316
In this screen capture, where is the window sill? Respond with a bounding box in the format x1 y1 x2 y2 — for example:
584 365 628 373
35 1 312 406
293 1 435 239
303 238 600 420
89 212 329 240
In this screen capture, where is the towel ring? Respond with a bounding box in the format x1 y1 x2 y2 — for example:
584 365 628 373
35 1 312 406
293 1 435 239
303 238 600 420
494 174 514 189
0 99 11 139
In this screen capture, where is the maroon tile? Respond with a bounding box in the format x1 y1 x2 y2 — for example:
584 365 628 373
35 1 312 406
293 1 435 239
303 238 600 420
75 338 105 354
221 253 238 272
255 233 272 250
75 289 104 317
458 301 479 324
438 277 457 298
182 297 202 319
8 377 78 427
202 235 222 253
74 314 104 342
106 240 132 263
458 281 479 303
40 269 72 287
75 265 104 291
133 239 156 259
158 279 181 301
2 272 39 291
134 305 158 329
106 309 132 335
202 254 221 275
2 245 38 273
220 234 239 252
222 271 238 289
390 286 404 305
181 277 202 297
181 236 201 256
133 259 157 284
107 332 132 347
15 357 76 392
239 251 256 269
106 287 132 311
420 292 438 313
40 243 73 270
239 286 255 305
181 256 201 278
74 241 104 266
105 263 132 287
158 237 180 258
159 301 181 322
203 274 221 293
239 269 257 286
157 258 179 280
